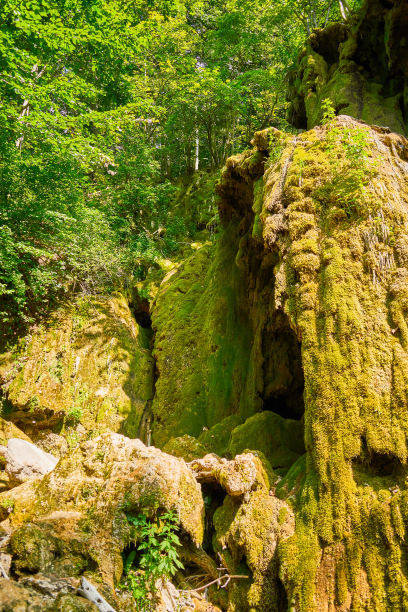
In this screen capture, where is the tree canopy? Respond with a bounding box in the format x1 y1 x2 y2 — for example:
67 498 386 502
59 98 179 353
0 0 362 332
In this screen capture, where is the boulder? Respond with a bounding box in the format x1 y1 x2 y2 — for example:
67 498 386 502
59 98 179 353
0 439 58 487
227 411 305 473
0 577 98 611
189 453 261 498
0 433 205 597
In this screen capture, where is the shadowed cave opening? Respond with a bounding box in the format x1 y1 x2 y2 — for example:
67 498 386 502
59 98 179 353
132 300 152 329
201 482 227 556
353 437 403 478
261 315 305 421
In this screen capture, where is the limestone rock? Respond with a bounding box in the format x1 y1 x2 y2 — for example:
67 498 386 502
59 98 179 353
163 434 208 462
213 114 408 608
0 439 58 487
1 433 204 594
287 1 408 134
1 295 154 441
213 489 295 611
227 411 305 473
0 577 98 611
189 453 262 498
36 433 69 459
0 417 32 447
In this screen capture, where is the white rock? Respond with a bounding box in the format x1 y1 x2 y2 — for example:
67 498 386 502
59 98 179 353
79 577 116 611
0 438 58 486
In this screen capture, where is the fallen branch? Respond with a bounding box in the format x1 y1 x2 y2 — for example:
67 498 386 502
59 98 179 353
184 574 249 593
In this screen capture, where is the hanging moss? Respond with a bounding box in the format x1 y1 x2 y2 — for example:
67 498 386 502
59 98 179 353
206 115 408 610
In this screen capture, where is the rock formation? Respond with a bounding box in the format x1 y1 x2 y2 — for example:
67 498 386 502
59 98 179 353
2 1 408 610
288 0 408 134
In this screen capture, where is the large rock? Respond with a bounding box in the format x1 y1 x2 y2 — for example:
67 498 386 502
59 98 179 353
189 453 261 498
0 419 33 492
288 0 408 134
1 295 154 441
0 433 204 600
0 438 58 487
213 116 408 609
227 411 305 473
0 577 97 611
190 451 295 611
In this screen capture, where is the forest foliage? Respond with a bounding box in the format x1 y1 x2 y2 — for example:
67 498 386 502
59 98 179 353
0 0 362 331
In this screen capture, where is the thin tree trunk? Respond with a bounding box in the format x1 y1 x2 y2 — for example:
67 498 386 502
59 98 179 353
195 128 199 171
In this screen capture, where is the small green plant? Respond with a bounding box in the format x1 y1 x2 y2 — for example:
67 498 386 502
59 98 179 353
316 112 378 218
66 430 80 449
321 98 336 124
66 405 83 425
0 498 15 513
121 510 184 611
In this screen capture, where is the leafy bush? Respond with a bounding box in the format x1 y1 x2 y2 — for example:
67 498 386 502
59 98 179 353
316 102 378 218
121 510 184 610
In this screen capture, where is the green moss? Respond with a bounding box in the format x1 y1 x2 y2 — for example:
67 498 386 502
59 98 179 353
228 411 304 474
162 434 208 461
151 230 258 447
198 414 242 456
3 295 154 441
210 116 408 609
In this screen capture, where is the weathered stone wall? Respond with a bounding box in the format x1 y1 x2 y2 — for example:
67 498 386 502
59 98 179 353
0 295 154 444
288 0 408 135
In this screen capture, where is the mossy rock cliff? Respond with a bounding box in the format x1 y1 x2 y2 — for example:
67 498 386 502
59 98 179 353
0 295 154 442
288 0 408 135
147 114 408 610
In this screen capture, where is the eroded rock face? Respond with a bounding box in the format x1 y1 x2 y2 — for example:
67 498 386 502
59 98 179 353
288 0 408 134
215 117 408 609
189 453 260 498
0 295 154 442
0 577 97 611
143 113 408 610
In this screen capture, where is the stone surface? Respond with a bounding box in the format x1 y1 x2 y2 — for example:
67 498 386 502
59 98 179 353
227 411 305 473
0 417 32 447
0 439 58 487
0 433 204 600
1 295 154 442
287 1 408 134
189 453 260 498
0 577 98 611
213 114 408 609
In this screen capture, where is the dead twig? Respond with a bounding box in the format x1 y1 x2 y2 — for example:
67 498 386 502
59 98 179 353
184 574 249 593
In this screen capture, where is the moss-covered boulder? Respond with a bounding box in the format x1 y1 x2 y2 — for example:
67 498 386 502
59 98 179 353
163 434 209 461
1 295 154 442
228 411 304 474
0 578 98 611
0 433 204 609
207 453 294 611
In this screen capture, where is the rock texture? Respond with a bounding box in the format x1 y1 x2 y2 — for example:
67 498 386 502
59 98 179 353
215 117 408 610
288 0 408 134
0 438 58 486
0 578 98 611
0 295 154 441
139 110 408 610
0 433 204 606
